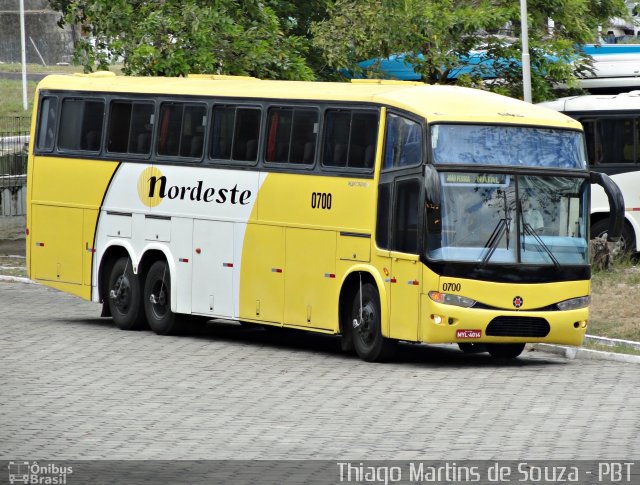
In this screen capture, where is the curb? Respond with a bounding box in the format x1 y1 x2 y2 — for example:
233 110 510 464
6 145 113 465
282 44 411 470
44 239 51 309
0 275 34 284
531 343 640 364
584 334 640 351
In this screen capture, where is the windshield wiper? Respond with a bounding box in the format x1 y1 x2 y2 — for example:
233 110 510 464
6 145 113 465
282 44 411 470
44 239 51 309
480 188 511 266
480 217 511 266
521 222 560 268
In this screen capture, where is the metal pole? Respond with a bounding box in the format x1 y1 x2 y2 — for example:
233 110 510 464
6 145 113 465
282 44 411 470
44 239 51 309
19 0 28 111
520 0 532 103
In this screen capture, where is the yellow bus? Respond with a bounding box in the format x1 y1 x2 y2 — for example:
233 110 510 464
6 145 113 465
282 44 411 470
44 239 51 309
26 73 624 361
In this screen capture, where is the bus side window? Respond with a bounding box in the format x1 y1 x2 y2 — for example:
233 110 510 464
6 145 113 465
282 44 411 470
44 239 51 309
233 108 261 162
392 179 420 254
376 183 391 250
596 117 635 164
158 102 206 159
266 108 317 165
211 106 234 160
180 105 207 158
323 110 378 169
384 113 422 169
323 111 350 167
106 101 154 155
637 117 640 163
158 104 181 156
129 103 154 155
211 106 261 163
58 98 104 152
580 119 597 165
36 96 58 151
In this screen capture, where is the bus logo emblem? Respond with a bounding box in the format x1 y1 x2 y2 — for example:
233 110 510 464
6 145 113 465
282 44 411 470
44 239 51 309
513 296 524 308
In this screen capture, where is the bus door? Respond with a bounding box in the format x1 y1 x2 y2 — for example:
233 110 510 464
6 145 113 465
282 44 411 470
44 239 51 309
379 111 425 341
388 178 422 342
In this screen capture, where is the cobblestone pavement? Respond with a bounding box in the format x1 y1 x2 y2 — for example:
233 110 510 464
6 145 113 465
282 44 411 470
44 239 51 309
1 281 639 461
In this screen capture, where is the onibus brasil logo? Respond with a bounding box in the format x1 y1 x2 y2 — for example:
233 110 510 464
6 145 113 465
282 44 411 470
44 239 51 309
137 167 252 208
8 461 73 484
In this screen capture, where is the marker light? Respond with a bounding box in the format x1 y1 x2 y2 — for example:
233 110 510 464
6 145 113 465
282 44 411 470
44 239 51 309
556 296 590 311
428 291 476 308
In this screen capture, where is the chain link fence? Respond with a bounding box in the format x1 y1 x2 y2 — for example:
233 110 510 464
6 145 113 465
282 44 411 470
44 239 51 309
0 116 30 182
0 117 30 217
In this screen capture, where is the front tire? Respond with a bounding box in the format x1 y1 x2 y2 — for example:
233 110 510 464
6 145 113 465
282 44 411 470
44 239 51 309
107 256 145 330
485 343 525 359
144 260 178 335
351 282 396 362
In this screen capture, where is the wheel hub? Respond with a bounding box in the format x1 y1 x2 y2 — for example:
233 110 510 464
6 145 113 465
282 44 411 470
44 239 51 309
354 304 375 344
111 276 130 312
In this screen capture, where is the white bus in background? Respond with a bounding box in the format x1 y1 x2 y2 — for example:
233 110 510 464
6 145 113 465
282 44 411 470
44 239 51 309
539 91 640 253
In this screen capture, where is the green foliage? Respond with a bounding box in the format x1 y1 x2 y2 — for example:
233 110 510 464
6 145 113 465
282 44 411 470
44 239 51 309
49 0 315 80
48 0 630 99
311 0 628 101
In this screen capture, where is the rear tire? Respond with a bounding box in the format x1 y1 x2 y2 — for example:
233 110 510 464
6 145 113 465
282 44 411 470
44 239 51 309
107 256 145 330
351 282 396 362
144 260 178 335
485 343 525 359
590 218 635 255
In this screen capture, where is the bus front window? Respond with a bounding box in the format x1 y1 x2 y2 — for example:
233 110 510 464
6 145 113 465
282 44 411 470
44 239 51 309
425 173 589 266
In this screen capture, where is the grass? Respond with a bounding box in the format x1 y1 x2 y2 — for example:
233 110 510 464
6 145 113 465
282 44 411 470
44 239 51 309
583 341 640 357
0 78 38 118
0 63 83 74
589 256 640 343
0 256 27 278
0 62 122 75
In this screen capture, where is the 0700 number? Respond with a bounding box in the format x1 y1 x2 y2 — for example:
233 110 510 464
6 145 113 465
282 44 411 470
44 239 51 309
311 192 332 210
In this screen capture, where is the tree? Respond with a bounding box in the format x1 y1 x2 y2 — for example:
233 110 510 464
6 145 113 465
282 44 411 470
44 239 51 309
49 0 315 79
310 0 629 101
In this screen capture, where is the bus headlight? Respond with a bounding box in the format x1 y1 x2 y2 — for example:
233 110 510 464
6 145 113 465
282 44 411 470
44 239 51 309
428 291 476 308
556 296 590 311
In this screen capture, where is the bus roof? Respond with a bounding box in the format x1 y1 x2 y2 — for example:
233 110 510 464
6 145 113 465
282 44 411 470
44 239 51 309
539 90 640 112
37 73 581 129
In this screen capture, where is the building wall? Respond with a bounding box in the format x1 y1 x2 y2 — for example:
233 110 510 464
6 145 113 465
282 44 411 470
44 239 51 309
0 0 74 65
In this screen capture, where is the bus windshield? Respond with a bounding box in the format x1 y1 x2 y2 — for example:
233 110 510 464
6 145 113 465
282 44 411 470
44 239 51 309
425 172 590 266
431 124 586 169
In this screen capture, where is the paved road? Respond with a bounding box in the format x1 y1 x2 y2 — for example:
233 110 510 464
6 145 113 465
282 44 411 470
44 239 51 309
1 280 639 462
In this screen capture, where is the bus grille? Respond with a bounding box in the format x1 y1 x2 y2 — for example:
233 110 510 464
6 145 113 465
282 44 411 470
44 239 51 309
486 316 550 337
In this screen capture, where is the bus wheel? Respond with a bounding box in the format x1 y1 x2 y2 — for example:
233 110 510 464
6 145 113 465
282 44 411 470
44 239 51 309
107 256 145 330
144 260 177 335
590 219 635 255
485 343 525 359
351 282 396 362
